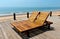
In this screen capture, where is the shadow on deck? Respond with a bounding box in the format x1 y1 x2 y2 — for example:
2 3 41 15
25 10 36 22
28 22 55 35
13 26 54 39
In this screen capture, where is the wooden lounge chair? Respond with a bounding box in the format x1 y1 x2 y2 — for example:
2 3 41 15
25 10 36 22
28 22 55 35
11 12 53 37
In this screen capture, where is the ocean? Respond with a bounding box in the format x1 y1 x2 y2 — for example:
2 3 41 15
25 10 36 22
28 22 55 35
0 7 60 16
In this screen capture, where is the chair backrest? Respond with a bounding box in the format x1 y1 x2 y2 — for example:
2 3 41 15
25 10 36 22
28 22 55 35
34 12 49 26
28 12 40 22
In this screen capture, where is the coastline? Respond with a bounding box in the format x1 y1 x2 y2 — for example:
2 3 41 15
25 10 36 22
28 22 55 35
0 10 60 22
0 9 60 17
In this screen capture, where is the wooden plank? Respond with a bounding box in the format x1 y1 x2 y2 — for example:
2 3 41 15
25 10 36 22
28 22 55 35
0 22 22 39
0 26 6 39
0 24 9 39
35 12 49 25
11 21 37 32
28 12 39 22
0 15 60 39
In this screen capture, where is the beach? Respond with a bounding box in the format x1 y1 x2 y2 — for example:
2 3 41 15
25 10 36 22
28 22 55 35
0 13 28 22
0 11 60 22
52 11 60 16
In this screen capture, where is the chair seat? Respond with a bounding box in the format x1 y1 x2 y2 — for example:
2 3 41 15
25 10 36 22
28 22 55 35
11 20 42 32
11 20 53 32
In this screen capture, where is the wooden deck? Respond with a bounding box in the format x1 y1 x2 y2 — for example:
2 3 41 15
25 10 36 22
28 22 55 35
0 16 60 39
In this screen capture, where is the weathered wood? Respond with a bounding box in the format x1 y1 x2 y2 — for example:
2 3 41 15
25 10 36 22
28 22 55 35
0 26 6 39
0 22 22 39
0 25 9 39
28 12 39 22
50 11 52 17
35 12 49 25
27 12 29 18
0 16 60 39
13 13 16 20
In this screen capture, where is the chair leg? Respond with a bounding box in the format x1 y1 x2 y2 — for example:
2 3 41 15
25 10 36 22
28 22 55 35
25 31 30 37
47 24 51 29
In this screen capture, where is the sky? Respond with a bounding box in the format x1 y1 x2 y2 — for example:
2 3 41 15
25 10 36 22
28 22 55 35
0 0 60 7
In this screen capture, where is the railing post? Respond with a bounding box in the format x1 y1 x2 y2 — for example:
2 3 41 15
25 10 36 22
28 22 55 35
50 11 52 17
13 13 16 20
27 12 29 18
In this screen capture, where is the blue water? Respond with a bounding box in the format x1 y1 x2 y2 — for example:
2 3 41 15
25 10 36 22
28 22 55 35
0 7 60 16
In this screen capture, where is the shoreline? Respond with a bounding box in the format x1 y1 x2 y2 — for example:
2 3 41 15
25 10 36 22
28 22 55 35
0 10 60 22
0 9 60 17
0 12 32 17
0 13 27 17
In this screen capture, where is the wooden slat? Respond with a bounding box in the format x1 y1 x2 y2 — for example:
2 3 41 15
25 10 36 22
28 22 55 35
21 21 39 29
11 21 38 32
35 12 49 26
0 22 22 39
28 12 39 22
11 20 51 32
0 26 5 39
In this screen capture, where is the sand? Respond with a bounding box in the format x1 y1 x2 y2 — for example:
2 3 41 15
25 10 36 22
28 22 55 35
0 11 60 22
0 14 28 22
52 11 60 16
